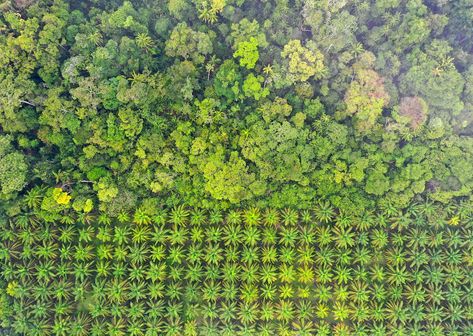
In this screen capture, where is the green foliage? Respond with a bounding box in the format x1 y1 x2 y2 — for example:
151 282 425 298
230 18 268 50
340 52 390 135
280 40 325 84
400 41 464 120
242 73 269 100
233 37 259 69
0 12 470 336
240 120 315 185
0 202 472 334
165 22 213 64
202 151 266 203
0 136 28 197
213 59 241 101
0 0 469 212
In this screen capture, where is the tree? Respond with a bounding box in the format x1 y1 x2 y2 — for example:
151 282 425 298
213 60 242 101
396 96 428 131
0 136 28 197
0 72 38 133
229 19 268 50
196 146 266 203
259 97 292 123
195 98 224 125
400 41 465 121
196 0 226 24
364 163 390 196
280 40 325 84
340 52 390 135
233 37 259 69
242 74 269 101
239 120 315 185
165 23 213 64
105 1 147 34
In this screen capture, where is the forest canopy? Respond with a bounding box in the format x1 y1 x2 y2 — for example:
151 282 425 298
0 0 473 335
0 0 472 215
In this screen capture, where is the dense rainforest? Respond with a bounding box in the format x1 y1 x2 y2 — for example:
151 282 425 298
0 0 472 335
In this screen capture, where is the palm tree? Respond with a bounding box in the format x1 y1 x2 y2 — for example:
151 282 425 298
261 284 277 301
263 208 279 226
183 320 198 336
295 299 313 321
24 186 45 209
152 209 167 225
316 225 332 246
237 302 259 324
258 322 275 336
205 226 222 243
390 212 411 231
209 209 223 224
279 226 298 247
69 312 90 336
333 322 351 336
299 245 315 265
350 281 370 304
151 225 167 244
279 283 294 299
281 208 298 226
354 246 371 266
292 320 315 335
106 278 129 304
219 300 236 323
224 245 239 262
145 261 166 282
260 264 277 284
240 263 259 284
243 226 260 246
117 211 129 223
276 300 294 323
279 263 296 283
314 201 335 223
58 226 75 244
190 226 204 243
186 243 202 265
221 281 237 301
95 224 112 242
163 317 183 336
315 246 334 267
243 207 261 226
133 207 152 225
190 209 206 225
132 226 150 243
333 226 355 249
370 228 388 249
335 266 352 285
135 33 155 52
204 244 222 265
299 209 312 223
240 283 259 303
170 205 189 225
52 317 71 336
222 224 241 246
113 226 129 245
262 227 277 245
168 225 188 245
299 225 316 245
385 300 408 325
202 280 220 303
219 322 236 336
78 226 94 243
261 246 277 264
226 210 241 225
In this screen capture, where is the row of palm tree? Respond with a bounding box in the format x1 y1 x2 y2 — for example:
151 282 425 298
0 195 471 335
